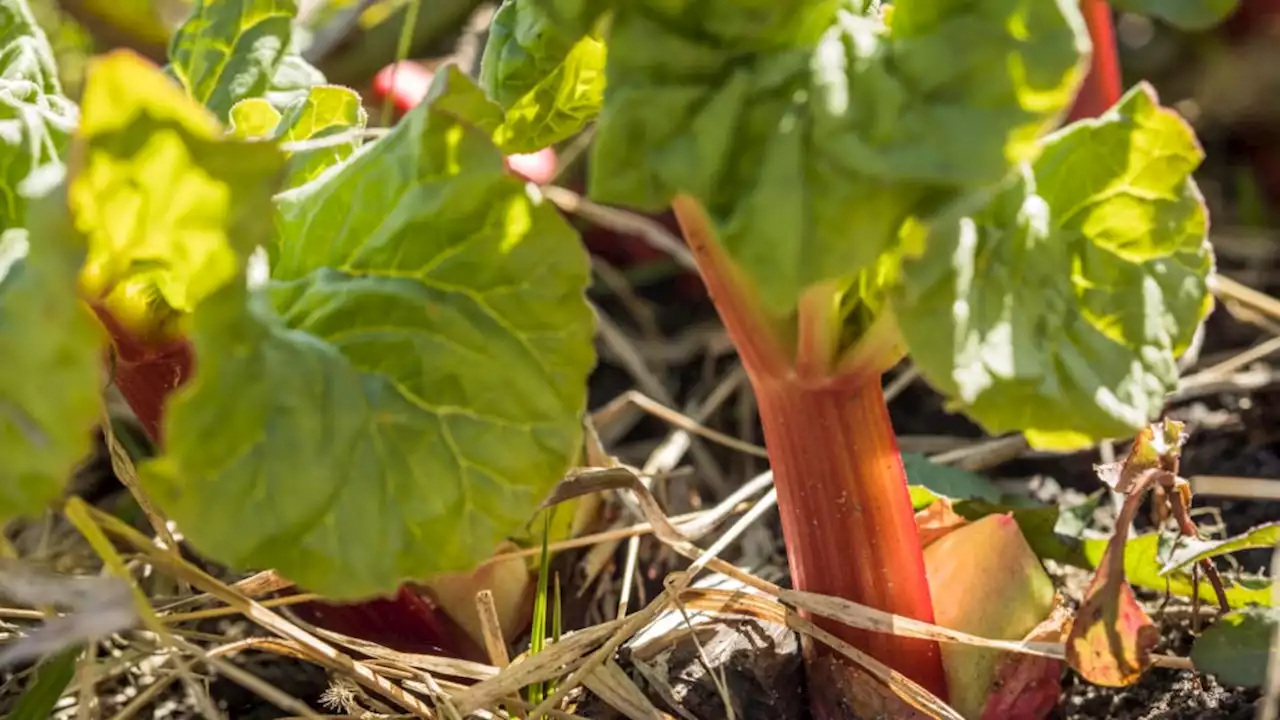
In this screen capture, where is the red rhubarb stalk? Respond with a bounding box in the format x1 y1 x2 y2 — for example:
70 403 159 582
672 197 948 702
1068 0 1122 122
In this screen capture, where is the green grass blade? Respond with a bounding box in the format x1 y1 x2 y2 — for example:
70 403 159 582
8 648 79 720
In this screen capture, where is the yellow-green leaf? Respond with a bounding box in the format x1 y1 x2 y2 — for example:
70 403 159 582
897 83 1214 448
274 85 366 189
145 67 596 599
228 97 282 139
73 51 286 338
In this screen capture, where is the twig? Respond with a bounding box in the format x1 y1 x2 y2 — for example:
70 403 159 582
542 186 698 272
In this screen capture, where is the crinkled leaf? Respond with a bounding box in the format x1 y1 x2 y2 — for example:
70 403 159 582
0 0 65 98
233 86 367 189
273 85 366 189
0 189 104 521
479 0 606 153
587 0 1087 313
1110 0 1239 30
1159 522 1280 577
228 97 282 138
72 51 286 336
167 0 297 120
145 67 595 599
0 0 79 229
1190 607 1280 688
897 83 1214 450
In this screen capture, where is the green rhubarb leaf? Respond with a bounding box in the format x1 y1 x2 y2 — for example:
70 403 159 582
0 0 101 521
231 86 366 188
146 67 595 599
902 453 1002 508
0 184 104 521
274 85 366 189
1109 0 1239 30
479 0 606 153
0 0 78 228
1084 532 1272 607
73 51 286 335
228 97 282 138
897 82 1214 451
0 0 69 99
1190 607 1280 688
167 0 297 120
1159 523 1280 577
586 0 1087 313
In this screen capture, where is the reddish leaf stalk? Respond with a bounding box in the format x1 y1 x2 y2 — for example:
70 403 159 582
672 197 948 703
1068 0 1122 122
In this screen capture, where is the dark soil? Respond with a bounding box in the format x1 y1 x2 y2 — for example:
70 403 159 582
1056 616 1261 720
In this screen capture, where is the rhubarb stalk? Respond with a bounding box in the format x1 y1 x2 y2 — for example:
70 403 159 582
673 197 948 702
1068 0 1122 122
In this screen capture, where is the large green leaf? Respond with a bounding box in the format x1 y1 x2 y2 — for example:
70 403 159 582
896 83 1214 450
145 67 596 599
72 51 286 339
479 0 606 153
0 0 101 521
0 188 104 521
167 0 298 120
1110 0 1239 31
581 0 1087 313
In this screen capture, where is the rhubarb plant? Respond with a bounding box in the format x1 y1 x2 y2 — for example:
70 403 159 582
481 0 1215 714
0 0 1230 717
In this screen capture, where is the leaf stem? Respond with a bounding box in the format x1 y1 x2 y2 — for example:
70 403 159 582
670 196 791 380
753 377 948 702
672 195 947 703
1068 0 1123 122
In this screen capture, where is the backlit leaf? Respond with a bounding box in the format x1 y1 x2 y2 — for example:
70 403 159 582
145 67 595 599
167 0 297 120
1084 532 1271 607
1160 523 1280 577
274 85 366 189
72 51 286 339
897 83 1214 450
583 0 1087 313
228 97 281 138
479 0 606 153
